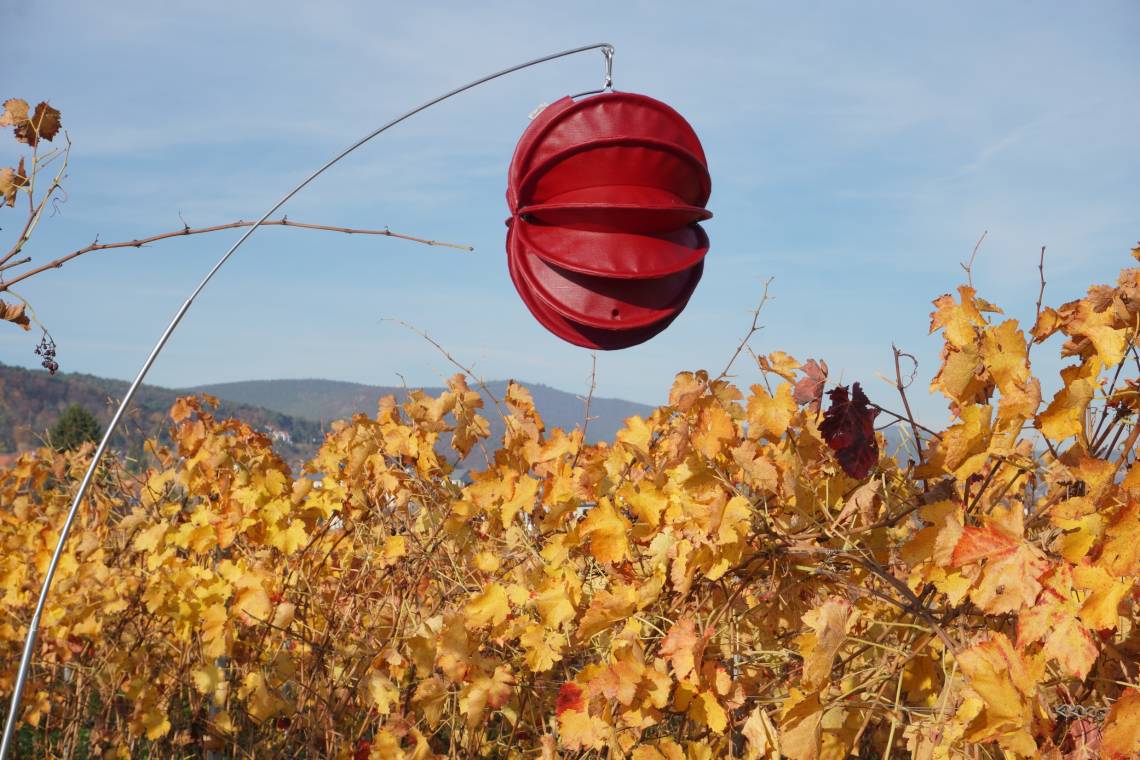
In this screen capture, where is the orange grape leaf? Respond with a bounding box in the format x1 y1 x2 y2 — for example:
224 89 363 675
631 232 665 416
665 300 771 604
588 657 642 707
658 617 705 681
950 523 1020 567
578 498 631 564
1016 565 1098 679
1102 688 1140 760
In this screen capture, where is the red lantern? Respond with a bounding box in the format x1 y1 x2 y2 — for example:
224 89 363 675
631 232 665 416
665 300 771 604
506 92 712 350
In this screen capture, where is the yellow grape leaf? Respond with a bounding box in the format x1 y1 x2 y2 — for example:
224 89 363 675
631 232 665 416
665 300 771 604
1064 297 1129 367
632 740 686 760
930 343 989 408
694 401 735 459
558 706 608 751
234 579 271 624
930 286 989 348
459 665 514 727
684 689 726 733
132 521 167 553
980 319 1031 390
191 664 226 703
955 632 1037 756
779 688 823 760
617 415 651 456
383 534 407 561
951 508 1046 615
577 583 637 641
1037 358 1099 441
200 603 228 658
1073 562 1130 631
747 382 795 441
579 498 631 564
1031 305 1063 342
269 518 308 555
464 582 510 629
361 672 398 715
520 623 564 672
534 577 576 629
1096 499 1140 576
1051 513 1103 563
1102 688 1140 759
758 350 800 381
473 550 499 573
797 598 852 690
669 371 707 412
414 676 449 729
741 706 779 758
141 705 171 741
622 481 667 528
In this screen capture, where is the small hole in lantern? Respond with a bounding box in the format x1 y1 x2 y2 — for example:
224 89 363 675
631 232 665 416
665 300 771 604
611 308 619 318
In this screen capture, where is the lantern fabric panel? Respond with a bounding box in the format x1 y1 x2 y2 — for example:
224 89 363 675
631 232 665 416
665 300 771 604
506 91 711 350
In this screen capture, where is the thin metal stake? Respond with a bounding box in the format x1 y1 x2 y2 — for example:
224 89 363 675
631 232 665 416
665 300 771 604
0 42 614 758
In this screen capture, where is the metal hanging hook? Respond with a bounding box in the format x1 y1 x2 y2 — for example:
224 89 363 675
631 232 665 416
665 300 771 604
0 41 615 759
571 44 616 99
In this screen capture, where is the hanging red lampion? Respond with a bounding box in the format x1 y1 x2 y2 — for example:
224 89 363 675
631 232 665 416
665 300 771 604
506 92 712 350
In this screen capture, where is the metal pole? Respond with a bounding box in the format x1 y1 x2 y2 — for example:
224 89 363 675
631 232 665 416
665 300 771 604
0 42 614 758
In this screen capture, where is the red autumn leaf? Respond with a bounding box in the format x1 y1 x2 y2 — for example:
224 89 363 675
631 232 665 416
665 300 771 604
794 358 829 412
819 382 879 479
556 682 584 716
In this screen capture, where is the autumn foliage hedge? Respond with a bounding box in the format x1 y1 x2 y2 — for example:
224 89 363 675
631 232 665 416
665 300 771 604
4 248 1140 759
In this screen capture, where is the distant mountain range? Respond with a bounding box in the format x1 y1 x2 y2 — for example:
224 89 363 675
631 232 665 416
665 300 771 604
187 378 654 448
0 363 654 469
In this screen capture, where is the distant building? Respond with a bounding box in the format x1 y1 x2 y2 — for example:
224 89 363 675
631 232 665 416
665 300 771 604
264 426 293 444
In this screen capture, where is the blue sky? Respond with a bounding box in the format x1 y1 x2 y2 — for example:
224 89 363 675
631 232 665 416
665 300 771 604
2 1 1138 425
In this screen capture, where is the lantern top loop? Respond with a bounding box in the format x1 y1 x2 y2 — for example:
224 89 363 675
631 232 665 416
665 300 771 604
570 44 616 99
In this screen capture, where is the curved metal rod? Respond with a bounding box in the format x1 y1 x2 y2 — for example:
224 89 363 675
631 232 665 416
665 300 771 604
0 41 615 758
